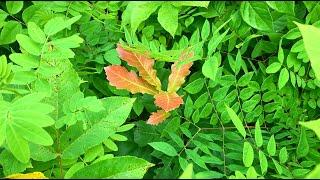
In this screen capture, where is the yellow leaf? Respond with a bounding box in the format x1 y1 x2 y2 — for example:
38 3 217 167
6 172 47 179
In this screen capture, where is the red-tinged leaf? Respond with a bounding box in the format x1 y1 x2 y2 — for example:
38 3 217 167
117 44 162 90
154 92 183 112
167 51 194 93
147 110 170 125
105 65 158 95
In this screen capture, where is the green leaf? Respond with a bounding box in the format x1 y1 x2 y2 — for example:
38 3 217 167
238 72 254 87
225 105 246 138
272 159 283 175
266 62 282 74
278 40 284 64
179 163 193 179
0 21 22 45
295 22 320 80
279 147 288 164
13 121 53 146
16 34 41 56
259 151 268 175
306 164 320 179
148 142 177 156
243 142 254 167
184 78 205 94
129 2 160 34
267 135 276 156
240 2 273 31
246 166 257 179
6 1 23 15
71 156 154 178
44 15 81 36
297 127 309 158
266 1 295 15
254 121 263 147
299 119 320 139
6 125 30 163
157 3 178 37
27 22 46 44
171 1 210 8
65 162 84 179
195 171 224 179
9 53 39 69
278 68 289 89
201 19 210 40
202 56 219 81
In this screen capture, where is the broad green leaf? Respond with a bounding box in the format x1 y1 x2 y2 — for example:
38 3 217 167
254 121 263 147
0 150 29 176
129 2 160 34
238 72 254 87
259 151 268 175
71 156 154 178
279 147 288 164
240 2 273 31
6 1 23 15
306 164 320 179
62 97 135 159
27 22 46 44
243 142 254 167
201 19 210 40
13 121 53 146
195 171 224 179
6 125 30 163
64 162 84 179
267 135 276 156
202 56 219 81
225 105 246 138
278 40 284 64
299 119 320 139
179 163 193 179
157 3 178 37
148 142 177 156
16 34 41 56
272 159 283 175
295 22 320 80
266 1 295 15
9 53 39 69
246 166 257 179
297 127 309 158
171 1 210 8
278 68 289 89
266 62 282 74
44 15 81 36
184 78 205 94
0 21 22 45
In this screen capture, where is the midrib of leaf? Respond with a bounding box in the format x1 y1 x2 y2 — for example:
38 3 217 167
108 68 158 95
133 53 160 89
248 2 274 31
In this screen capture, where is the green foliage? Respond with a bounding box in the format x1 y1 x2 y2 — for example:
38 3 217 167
1 1 320 179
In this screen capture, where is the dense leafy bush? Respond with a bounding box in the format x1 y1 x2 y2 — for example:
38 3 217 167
0 1 320 179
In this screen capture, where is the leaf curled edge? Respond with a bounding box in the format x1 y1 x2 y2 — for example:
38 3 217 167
104 65 158 95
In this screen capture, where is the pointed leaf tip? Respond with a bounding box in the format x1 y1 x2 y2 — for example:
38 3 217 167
147 110 170 125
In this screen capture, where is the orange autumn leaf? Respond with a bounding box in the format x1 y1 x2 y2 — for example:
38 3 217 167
117 44 162 90
147 110 170 125
105 65 158 95
167 51 194 93
154 92 183 112
6 172 47 179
